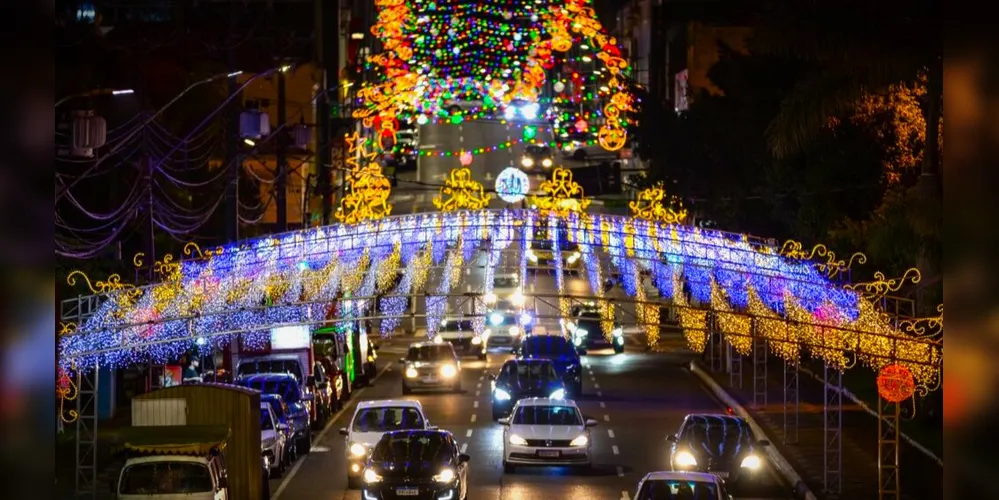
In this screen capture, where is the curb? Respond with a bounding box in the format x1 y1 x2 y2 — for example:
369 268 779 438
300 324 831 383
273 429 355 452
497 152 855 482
689 360 818 500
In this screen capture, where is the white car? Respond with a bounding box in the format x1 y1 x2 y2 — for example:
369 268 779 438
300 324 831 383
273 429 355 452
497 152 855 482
633 471 734 500
498 397 597 472
260 402 287 478
433 318 487 359
483 273 525 307
338 399 433 489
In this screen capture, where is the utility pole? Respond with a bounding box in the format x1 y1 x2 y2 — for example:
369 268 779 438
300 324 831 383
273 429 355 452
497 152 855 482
315 0 341 225
275 68 288 233
224 4 240 242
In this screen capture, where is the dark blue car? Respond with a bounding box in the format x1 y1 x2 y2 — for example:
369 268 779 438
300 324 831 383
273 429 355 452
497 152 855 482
518 335 583 397
238 373 313 454
489 359 566 420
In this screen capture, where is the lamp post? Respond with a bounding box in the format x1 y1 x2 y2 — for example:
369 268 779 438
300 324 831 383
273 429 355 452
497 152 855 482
55 70 246 205
55 88 134 107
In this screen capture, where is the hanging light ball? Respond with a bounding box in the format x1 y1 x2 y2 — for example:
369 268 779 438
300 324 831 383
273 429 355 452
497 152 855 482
877 364 916 403
575 119 588 132
459 150 473 166
553 81 565 93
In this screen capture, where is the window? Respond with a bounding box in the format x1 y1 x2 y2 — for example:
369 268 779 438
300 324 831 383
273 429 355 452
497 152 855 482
237 360 303 382
352 407 426 432
261 408 274 430
522 336 575 357
680 416 752 449
493 276 519 288
502 362 557 380
512 405 582 426
407 345 456 362
263 398 286 421
119 462 213 494
371 432 452 463
241 378 301 403
442 320 475 332
637 479 718 499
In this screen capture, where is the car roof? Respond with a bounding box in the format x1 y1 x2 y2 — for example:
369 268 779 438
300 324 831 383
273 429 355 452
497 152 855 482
514 397 579 407
239 373 298 383
382 429 452 439
356 399 424 411
684 413 747 424
642 470 721 483
503 358 553 366
260 393 284 401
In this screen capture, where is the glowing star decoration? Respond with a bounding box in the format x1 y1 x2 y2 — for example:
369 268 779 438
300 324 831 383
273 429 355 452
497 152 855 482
533 167 591 217
495 167 530 204
629 184 687 224
433 167 493 212
336 162 393 224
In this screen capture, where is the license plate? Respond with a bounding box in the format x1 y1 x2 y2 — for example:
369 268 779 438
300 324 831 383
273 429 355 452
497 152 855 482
396 487 420 496
422 377 437 384
538 450 560 458
713 471 729 478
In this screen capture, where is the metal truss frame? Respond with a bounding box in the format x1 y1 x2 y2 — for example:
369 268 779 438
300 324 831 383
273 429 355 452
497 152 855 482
728 340 742 389
75 364 99 500
783 359 799 444
752 330 768 408
823 363 843 498
877 396 901 500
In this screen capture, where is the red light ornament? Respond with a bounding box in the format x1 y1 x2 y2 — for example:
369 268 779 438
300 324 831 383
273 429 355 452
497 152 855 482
877 364 916 403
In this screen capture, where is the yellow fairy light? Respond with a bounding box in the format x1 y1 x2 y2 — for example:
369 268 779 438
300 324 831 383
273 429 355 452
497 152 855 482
447 243 465 287
634 266 660 347
844 268 922 299
433 167 493 212
303 258 340 300
673 268 708 352
783 291 849 369
533 167 591 217
746 287 799 362
376 242 402 293
341 250 370 296
629 183 688 224
599 299 616 341
410 249 433 293
336 161 393 225
710 280 752 356
849 297 941 387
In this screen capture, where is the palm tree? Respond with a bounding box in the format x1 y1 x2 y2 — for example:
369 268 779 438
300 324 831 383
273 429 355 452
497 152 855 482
750 0 940 192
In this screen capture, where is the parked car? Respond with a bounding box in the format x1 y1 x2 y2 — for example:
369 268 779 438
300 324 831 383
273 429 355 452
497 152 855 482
517 335 583 397
666 413 770 490
360 430 470 500
400 342 462 394
489 359 566 420
260 393 301 462
236 373 313 454
499 397 597 473
339 399 433 489
260 402 287 478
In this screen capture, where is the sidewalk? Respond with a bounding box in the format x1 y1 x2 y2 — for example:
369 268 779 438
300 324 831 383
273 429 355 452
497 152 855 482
699 342 942 499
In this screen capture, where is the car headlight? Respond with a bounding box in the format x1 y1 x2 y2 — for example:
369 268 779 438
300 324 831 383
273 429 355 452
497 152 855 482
484 292 497 304
612 327 623 337
363 468 382 483
542 158 553 167
508 326 521 337
674 450 697 467
494 388 512 401
565 322 578 333
741 454 762 469
489 312 504 326
570 434 588 447
433 335 444 344
433 468 456 483
349 442 367 457
471 336 482 345
521 157 534 167
519 312 533 325
405 367 418 378
521 103 539 120
508 434 528 446
440 364 457 378
510 290 525 306
573 336 583 346
549 388 565 399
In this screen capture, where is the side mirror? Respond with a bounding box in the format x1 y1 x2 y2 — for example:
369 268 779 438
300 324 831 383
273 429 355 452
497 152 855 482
398 358 407 365
585 418 598 427
666 435 678 443
428 425 439 430
217 476 228 489
497 417 510 425
758 439 771 447
276 423 288 431
458 453 471 463
338 428 348 436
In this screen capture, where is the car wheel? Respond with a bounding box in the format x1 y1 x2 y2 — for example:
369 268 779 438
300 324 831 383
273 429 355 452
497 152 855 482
614 344 624 354
347 474 361 490
577 462 591 473
270 458 284 479
478 351 487 360
298 431 312 455
503 461 515 474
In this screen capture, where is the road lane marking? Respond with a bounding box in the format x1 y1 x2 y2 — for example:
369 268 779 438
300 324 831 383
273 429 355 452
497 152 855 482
473 401 479 408
599 402 606 408
617 466 624 477
476 382 482 388
603 414 610 422
475 390 480 397
621 490 630 500
594 383 600 389
460 443 468 453
466 429 473 438
597 391 603 397
273 364 392 499
471 414 477 423
612 445 620 455
607 429 615 438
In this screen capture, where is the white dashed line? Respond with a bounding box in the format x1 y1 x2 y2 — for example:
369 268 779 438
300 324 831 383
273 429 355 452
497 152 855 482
608 429 615 438
460 443 468 453
612 445 620 455
475 391 480 397
476 382 482 388
470 414 477 423
620 490 630 500
473 401 479 408
594 383 600 389
603 415 610 422
466 429 473 438
597 391 603 397
617 466 625 477
599 402 606 408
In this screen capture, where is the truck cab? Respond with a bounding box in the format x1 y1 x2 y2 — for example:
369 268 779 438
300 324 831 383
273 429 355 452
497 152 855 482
113 426 230 500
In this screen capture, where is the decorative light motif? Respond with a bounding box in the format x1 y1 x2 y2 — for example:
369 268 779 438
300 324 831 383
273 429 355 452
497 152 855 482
495 167 530 204
711 279 752 356
630 184 688 224
877 364 916 403
434 167 492 212
336 136 393 225
533 167 591 217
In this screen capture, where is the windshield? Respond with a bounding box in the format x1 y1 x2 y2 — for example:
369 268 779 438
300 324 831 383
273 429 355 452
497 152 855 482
681 417 753 447
522 336 576 357
352 407 426 433
441 320 475 332
262 398 285 420
261 408 274 430
512 405 582 425
637 479 719 499
237 360 303 381
502 361 558 380
407 345 456 362
241 378 301 403
494 276 518 288
371 432 451 463
118 462 213 494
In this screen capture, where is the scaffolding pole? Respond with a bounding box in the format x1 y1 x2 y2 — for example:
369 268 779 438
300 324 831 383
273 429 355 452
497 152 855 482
783 359 799 444
823 363 843 498
752 332 768 408
728 341 742 389
878 396 901 500
74 363 99 499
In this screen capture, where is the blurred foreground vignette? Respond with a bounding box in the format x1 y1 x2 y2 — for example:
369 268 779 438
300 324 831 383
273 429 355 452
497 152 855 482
0 0 56 498
944 25 999 500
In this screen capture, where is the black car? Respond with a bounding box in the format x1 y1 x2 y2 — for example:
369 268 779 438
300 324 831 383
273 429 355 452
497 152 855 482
519 144 554 171
517 335 583 397
489 359 567 420
567 304 624 354
237 374 313 454
667 414 770 488
361 430 470 500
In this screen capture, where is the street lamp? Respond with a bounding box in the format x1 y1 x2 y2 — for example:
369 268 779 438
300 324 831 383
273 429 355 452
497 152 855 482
55 69 271 205
55 88 134 107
